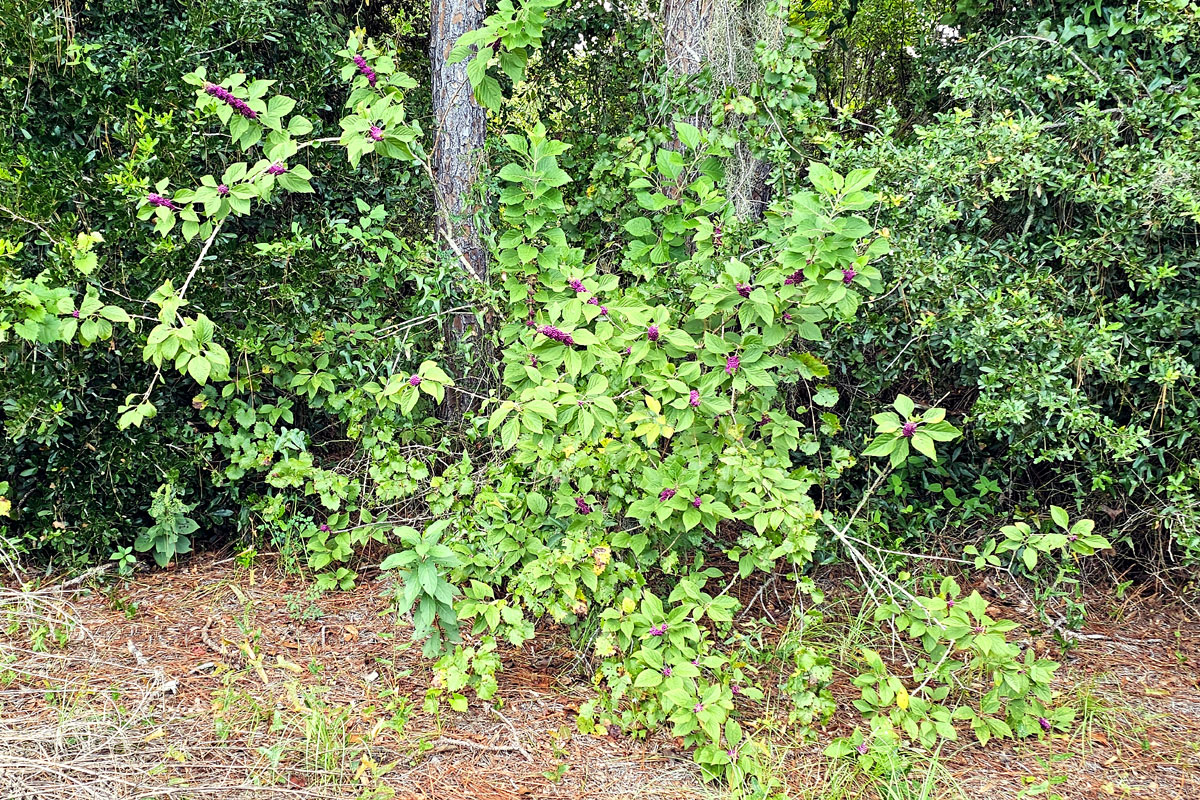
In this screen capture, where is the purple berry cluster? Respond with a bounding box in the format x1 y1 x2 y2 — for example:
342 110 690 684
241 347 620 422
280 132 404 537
901 421 918 438
575 496 593 515
692 496 702 508
217 184 230 197
725 354 740 375
689 390 700 408
659 488 676 501
368 125 384 142
647 325 659 342
204 83 258 119
266 163 287 176
649 624 667 636
736 283 752 299
409 375 422 387
842 268 857 285
538 325 574 345
568 278 587 292
353 54 377 87
147 193 179 211
784 269 805 285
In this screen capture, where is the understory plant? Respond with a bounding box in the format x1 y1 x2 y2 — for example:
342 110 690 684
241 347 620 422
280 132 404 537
0 2 1160 797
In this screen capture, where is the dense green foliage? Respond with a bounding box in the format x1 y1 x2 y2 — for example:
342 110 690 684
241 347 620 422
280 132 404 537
1 0 1196 794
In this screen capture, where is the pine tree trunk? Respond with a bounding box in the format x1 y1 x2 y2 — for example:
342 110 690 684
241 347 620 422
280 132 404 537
663 0 772 220
430 0 488 281
662 0 712 78
430 0 491 416
662 0 713 139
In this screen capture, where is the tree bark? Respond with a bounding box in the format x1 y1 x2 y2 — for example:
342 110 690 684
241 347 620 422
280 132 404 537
430 0 488 281
662 0 713 78
662 0 713 139
430 0 492 417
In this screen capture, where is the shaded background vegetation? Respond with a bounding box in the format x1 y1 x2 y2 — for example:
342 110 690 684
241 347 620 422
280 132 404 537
2 0 1198 584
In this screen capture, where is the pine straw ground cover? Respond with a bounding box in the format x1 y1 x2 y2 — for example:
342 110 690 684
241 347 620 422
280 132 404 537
0 555 1197 800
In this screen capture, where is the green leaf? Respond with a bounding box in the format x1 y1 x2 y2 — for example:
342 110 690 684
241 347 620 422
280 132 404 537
862 434 897 457
99 305 132 324
893 394 915 418
1049 506 1070 530
673 120 701 150
909 432 938 461
814 386 839 407
526 492 548 516
187 356 212 385
624 217 653 238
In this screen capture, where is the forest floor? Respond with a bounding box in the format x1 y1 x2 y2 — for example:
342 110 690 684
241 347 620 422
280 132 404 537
1 554 1197 800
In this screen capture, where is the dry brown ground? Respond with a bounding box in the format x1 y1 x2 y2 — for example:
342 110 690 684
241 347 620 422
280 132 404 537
1 555 1197 800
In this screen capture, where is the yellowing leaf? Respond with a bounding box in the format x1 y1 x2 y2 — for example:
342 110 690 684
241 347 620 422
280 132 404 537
644 394 661 414
896 685 910 710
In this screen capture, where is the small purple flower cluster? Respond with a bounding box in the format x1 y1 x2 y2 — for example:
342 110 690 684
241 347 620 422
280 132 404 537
725 354 739 375
689 389 700 408
204 83 258 119
568 278 587 292
368 125 384 142
649 624 668 636
538 325 574 345
661 666 672 677
730 684 741 695
783 269 805 285
71 309 81 318
266 163 287 176
647 324 660 342
901 421 918 438
353 54 377 87
946 599 955 609
147 193 179 211
782 312 793 323
319 524 331 532
409 375 422 387
575 496 593 515
693 702 704 714
736 283 752 299
659 488 676 502
856 742 869 755
842 268 857 285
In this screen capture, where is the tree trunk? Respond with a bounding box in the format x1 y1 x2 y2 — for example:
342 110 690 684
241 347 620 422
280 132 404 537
430 0 491 417
662 0 713 139
664 0 773 220
663 0 712 78
430 0 488 281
